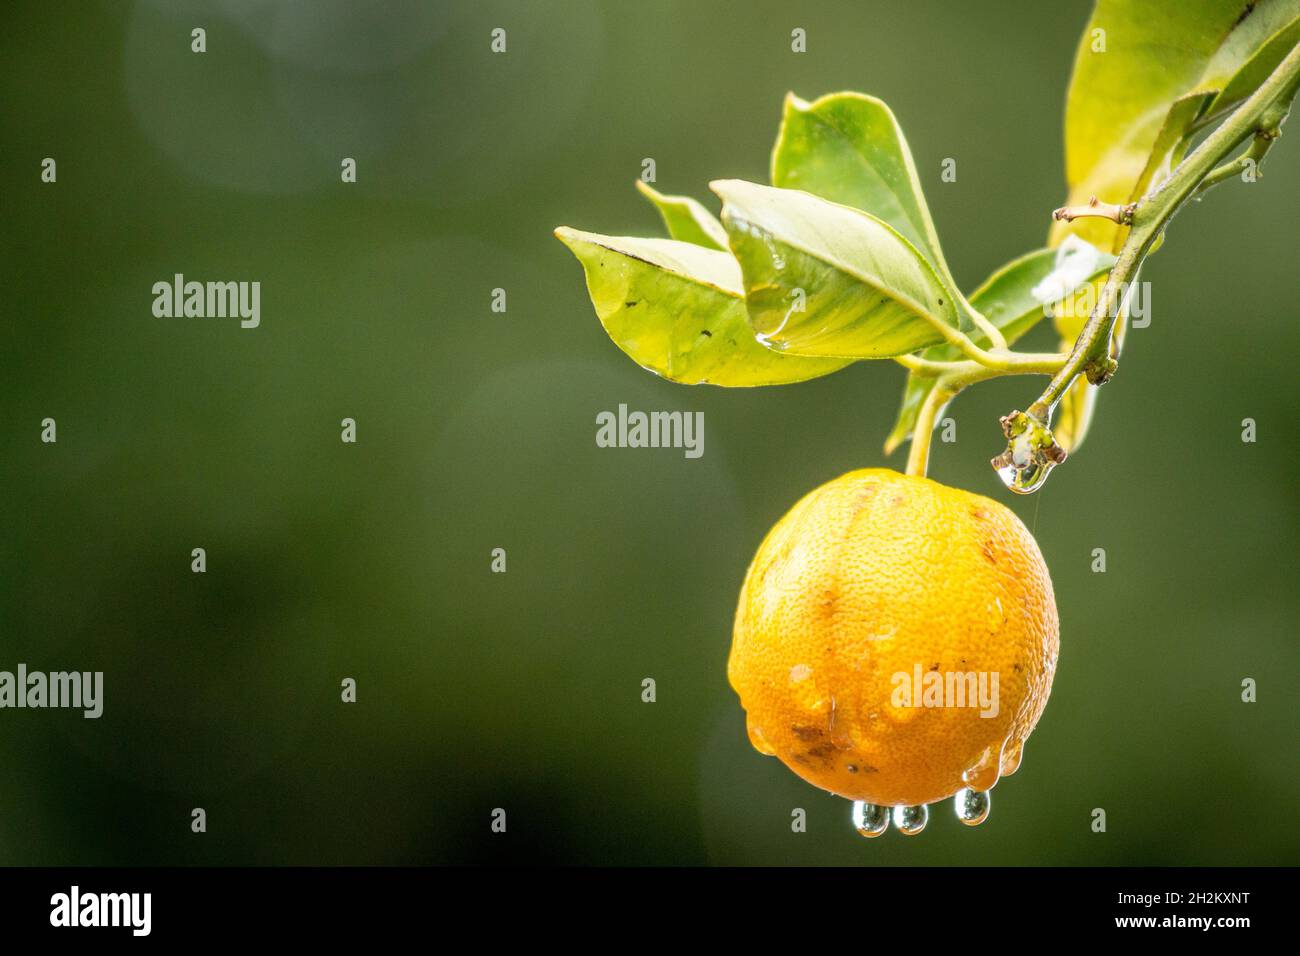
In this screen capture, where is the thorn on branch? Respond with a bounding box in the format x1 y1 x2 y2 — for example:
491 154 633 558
1052 196 1136 225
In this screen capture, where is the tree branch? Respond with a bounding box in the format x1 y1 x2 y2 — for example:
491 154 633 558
1016 40 1300 435
1052 195 1135 225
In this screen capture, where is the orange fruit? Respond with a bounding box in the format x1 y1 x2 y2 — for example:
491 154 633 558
729 468 1059 809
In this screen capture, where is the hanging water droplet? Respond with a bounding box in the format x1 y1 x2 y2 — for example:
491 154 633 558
994 458 1056 494
962 763 1000 791
892 803 928 836
954 787 991 826
990 410 1067 495
1000 739 1024 776
851 801 889 838
961 744 1002 792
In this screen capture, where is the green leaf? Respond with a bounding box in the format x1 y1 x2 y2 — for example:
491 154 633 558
1054 0 1300 251
711 179 958 359
883 240 1116 455
770 92 953 283
634 180 729 250
1204 2 1300 113
554 227 851 386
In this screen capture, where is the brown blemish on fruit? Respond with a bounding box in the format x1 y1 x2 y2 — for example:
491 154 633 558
791 725 823 742
796 743 836 768
982 541 998 564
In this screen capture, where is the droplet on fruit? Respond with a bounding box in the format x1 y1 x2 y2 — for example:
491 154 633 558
961 744 1002 792
954 787 991 826
1000 739 1025 776
893 803 928 836
852 801 889 838
827 696 853 750
746 719 776 756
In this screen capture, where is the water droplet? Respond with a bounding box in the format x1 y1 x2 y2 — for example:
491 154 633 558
851 801 889 838
827 696 852 750
994 459 1056 495
962 763 999 791
961 743 1003 792
893 803 928 836
954 787 991 826
762 233 786 272
990 410 1066 495
746 720 776 756
1000 740 1024 776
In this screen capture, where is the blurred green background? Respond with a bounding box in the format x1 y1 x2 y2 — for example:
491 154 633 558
2 0 1296 866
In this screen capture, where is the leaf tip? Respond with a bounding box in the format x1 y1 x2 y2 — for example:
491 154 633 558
707 178 745 201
